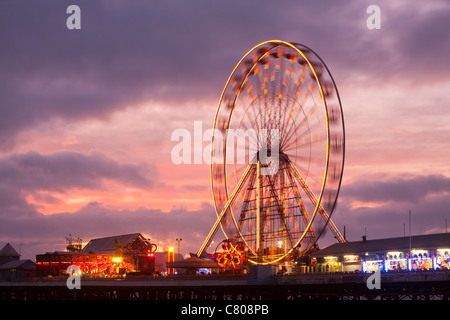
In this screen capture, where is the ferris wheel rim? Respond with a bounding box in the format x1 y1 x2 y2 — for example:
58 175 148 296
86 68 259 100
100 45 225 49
209 40 344 264
212 41 328 260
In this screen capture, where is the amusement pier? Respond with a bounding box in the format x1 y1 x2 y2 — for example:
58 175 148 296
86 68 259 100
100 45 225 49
1 232 449 301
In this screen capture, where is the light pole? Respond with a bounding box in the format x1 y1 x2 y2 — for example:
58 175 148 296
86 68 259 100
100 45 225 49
409 210 412 259
176 238 182 259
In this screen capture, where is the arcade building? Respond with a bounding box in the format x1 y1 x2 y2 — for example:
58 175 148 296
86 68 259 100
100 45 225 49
309 232 450 273
35 233 161 277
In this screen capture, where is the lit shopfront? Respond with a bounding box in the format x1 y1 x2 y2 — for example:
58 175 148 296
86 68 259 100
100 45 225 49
310 233 450 273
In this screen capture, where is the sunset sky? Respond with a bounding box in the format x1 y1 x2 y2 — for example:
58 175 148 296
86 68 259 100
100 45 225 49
1 0 450 259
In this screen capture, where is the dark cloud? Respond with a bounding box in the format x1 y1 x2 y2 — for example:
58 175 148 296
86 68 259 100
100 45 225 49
331 174 450 242
0 150 158 228
0 185 38 218
2 1 449 149
341 174 450 203
389 4 450 74
0 150 156 192
0 201 217 260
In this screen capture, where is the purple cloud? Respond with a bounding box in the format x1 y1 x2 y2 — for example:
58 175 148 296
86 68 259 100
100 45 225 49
0 150 158 230
329 174 450 243
0 201 217 261
341 175 450 204
1 1 449 149
0 151 156 192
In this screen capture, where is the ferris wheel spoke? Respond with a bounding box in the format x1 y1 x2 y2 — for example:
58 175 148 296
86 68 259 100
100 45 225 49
281 133 325 154
286 155 325 190
283 117 326 151
280 117 311 151
279 99 319 147
266 174 295 248
226 164 250 187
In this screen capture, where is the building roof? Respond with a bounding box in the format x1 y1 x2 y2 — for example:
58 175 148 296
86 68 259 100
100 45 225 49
166 256 219 269
0 243 20 257
312 232 450 257
0 259 35 270
81 233 143 254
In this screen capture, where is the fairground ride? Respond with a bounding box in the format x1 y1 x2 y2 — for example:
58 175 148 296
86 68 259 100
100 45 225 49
197 40 346 266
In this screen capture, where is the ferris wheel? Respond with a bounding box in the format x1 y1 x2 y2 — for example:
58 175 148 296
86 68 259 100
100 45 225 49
198 40 345 265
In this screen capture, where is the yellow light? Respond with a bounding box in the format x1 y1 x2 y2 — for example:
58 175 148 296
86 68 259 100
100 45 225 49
411 249 428 255
324 256 338 262
344 255 359 262
387 251 403 257
168 246 175 273
112 257 122 263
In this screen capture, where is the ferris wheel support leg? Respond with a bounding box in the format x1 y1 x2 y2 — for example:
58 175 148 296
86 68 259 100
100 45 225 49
256 160 262 260
197 164 254 258
289 161 346 243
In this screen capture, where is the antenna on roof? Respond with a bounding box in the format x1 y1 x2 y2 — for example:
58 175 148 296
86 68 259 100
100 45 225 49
409 210 412 258
362 226 367 242
66 234 82 252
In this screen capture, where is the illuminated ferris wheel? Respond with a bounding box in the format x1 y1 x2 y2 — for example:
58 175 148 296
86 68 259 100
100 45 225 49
198 40 346 265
